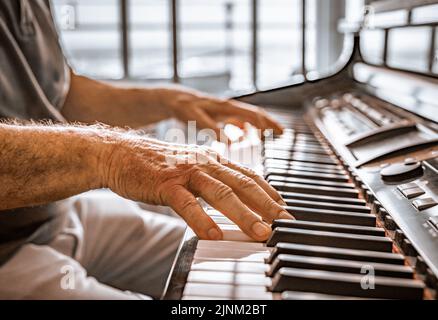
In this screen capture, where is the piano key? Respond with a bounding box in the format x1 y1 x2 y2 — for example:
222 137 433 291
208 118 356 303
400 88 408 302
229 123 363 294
284 206 376 226
267 164 347 175
266 243 405 265
267 175 355 189
264 158 343 170
191 259 268 274
267 254 413 278
220 225 255 242
277 149 332 157
265 168 349 183
211 216 234 225
269 267 424 299
264 150 334 160
183 283 274 300
187 271 271 286
264 163 346 176
194 248 269 262
264 141 327 149
264 144 330 155
266 154 337 165
272 182 360 198
271 220 385 237
278 191 366 206
283 198 370 213
266 227 393 252
281 291 370 300
197 240 269 253
182 296 228 300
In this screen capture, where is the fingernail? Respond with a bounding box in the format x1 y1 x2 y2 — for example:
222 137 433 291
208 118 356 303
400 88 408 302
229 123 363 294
251 222 271 238
279 211 295 220
277 199 287 206
208 228 222 240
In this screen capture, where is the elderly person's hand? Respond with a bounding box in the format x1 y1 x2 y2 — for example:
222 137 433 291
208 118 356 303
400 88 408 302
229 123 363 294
164 90 284 139
101 135 293 241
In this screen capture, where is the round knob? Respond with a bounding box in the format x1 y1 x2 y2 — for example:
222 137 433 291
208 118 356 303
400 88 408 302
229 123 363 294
380 162 424 182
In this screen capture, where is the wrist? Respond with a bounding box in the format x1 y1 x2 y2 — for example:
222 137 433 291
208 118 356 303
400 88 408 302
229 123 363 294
89 129 124 190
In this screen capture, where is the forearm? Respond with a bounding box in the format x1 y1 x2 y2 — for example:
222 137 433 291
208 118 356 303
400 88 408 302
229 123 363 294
61 72 193 127
0 123 109 210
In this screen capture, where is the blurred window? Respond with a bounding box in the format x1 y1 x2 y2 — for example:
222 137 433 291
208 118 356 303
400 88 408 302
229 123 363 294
51 0 353 94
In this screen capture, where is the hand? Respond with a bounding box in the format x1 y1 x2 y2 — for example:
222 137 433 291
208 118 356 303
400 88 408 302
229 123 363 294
166 90 284 139
101 136 294 241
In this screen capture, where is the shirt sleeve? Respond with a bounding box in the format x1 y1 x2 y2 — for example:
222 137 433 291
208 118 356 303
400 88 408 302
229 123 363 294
0 0 68 121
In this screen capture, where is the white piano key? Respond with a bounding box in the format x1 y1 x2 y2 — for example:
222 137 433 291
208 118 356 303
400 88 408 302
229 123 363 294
221 228 255 242
191 259 268 274
182 296 228 300
187 271 272 286
206 209 226 217
183 283 274 300
194 248 269 262
211 216 235 225
197 240 270 252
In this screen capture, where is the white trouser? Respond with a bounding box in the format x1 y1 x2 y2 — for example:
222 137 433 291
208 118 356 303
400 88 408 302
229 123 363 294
0 191 185 300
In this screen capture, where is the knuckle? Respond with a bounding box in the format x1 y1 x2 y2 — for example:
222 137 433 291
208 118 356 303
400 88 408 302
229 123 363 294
243 167 258 178
209 163 225 176
238 175 257 190
179 198 199 213
263 199 280 218
214 184 234 201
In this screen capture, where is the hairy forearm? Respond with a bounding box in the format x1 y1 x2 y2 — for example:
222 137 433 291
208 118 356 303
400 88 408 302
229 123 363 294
0 123 109 210
61 72 194 128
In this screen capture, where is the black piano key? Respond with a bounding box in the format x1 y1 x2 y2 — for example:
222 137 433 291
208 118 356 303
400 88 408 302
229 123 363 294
278 191 366 206
264 141 328 150
272 220 385 236
264 159 343 170
265 154 337 165
265 168 349 183
264 144 329 155
266 227 393 252
271 182 359 198
284 206 376 226
274 164 346 175
264 150 333 160
266 243 405 265
264 163 346 176
283 198 370 213
269 267 424 299
265 151 334 161
267 254 413 278
268 175 355 189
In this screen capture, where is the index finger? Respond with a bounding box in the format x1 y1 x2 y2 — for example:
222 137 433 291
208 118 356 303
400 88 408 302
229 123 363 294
225 100 284 135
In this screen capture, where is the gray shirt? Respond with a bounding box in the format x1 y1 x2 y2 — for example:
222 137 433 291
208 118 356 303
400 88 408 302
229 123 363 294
0 0 71 264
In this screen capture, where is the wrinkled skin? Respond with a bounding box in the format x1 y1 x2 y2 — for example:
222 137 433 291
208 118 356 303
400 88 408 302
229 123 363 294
102 136 294 242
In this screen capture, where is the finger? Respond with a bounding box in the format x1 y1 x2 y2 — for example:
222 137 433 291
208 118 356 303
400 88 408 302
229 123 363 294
188 170 271 241
191 108 234 145
165 185 223 240
190 108 223 139
199 147 289 210
222 117 245 129
225 161 288 207
206 164 293 223
206 99 284 135
250 107 284 136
